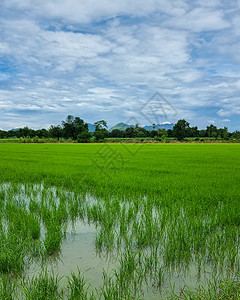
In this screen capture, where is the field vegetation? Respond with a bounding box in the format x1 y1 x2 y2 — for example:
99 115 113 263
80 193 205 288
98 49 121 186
0 143 240 299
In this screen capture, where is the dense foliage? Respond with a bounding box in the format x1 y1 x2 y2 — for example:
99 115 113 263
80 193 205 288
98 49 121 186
0 115 240 142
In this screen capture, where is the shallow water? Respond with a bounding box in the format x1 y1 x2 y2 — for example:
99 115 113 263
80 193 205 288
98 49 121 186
28 220 118 288
0 183 236 299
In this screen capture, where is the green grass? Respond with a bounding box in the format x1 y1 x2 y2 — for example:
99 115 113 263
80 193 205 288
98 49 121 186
21 270 63 300
1 143 239 195
0 143 240 299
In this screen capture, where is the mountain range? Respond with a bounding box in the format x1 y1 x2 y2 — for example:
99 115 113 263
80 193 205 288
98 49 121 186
11 122 174 133
109 122 174 132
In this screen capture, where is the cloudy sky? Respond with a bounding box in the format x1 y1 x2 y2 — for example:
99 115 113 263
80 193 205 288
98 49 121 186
0 0 240 130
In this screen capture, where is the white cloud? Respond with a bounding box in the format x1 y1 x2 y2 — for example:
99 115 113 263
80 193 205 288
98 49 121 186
3 0 188 23
165 7 230 32
0 42 9 54
172 70 202 82
0 0 240 130
217 109 231 117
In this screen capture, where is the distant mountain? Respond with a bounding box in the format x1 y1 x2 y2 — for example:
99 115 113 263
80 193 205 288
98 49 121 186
10 122 174 133
110 122 134 131
110 122 174 131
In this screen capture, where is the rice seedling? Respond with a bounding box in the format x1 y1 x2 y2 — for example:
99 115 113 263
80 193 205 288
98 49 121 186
0 143 239 298
0 275 17 300
0 230 26 274
67 268 93 300
21 270 63 300
177 273 240 299
44 225 63 256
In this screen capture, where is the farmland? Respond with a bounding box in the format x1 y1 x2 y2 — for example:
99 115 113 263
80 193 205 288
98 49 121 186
0 143 240 299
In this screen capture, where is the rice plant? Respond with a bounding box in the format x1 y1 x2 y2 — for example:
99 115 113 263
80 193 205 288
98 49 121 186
21 270 63 300
0 143 239 298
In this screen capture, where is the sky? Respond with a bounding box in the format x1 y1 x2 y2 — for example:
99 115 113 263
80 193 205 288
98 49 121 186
0 0 240 131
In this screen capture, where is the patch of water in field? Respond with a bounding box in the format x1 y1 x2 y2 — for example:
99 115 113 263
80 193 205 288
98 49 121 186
0 183 237 299
28 219 119 289
28 218 211 299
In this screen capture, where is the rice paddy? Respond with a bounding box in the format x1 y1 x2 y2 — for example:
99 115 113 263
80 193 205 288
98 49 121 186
0 143 240 299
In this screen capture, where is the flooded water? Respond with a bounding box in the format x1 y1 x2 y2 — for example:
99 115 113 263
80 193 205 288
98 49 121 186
0 183 235 299
27 218 219 299
28 219 118 289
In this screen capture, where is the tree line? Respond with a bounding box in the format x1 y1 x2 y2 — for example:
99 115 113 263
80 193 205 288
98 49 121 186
0 116 109 142
110 120 240 140
0 116 239 142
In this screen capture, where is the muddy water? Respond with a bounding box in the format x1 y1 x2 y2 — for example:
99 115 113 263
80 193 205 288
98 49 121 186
1 183 231 299
28 220 118 289
28 218 215 299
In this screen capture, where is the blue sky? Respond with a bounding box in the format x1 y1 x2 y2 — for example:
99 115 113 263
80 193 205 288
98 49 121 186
0 0 240 131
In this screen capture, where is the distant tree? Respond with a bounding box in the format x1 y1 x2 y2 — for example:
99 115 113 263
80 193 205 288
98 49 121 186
77 131 92 143
156 128 168 141
125 127 137 138
206 124 218 137
35 129 49 138
110 129 125 138
0 130 7 139
62 115 89 140
136 127 147 138
149 129 158 138
199 129 207 138
218 126 229 139
167 129 174 137
173 119 190 140
157 128 167 137
232 131 240 139
137 131 145 138
94 120 108 131
62 115 75 139
17 127 35 138
187 126 199 137
94 120 108 142
49 125 63 140
73 117 89 140
6 130 15 138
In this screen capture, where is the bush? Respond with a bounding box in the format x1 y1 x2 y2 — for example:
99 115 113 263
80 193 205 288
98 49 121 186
77 131 92 143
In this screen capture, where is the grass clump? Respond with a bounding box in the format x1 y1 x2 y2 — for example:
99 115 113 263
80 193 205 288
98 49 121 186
0 275 17 300
177 274 240 300
67 268 95 300
21 270 62 300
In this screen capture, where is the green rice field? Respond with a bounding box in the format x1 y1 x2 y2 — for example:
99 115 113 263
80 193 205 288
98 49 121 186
0 143 240 299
